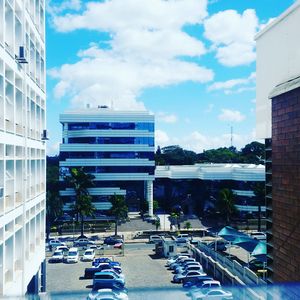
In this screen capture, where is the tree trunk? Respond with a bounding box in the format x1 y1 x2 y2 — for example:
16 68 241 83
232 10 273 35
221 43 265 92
258 203 261 232
115 218 118 236
80 214 84 237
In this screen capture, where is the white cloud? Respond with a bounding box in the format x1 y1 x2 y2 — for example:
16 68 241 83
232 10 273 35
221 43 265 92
218 109 245 122
49 0 214 109
155 130 170 146
208 72 256 94
157 112 178 124
47 0 82 14
47 141 60 156
204 9 258 67
156 129 260 153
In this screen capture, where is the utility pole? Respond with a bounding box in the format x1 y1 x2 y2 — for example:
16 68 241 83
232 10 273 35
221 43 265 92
230 126 233 147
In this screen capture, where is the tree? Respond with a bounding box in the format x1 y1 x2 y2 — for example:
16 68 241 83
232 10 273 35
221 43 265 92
46 155 62 240
65 167 96 237
217 188 237 225
184 221 191 230
153 200 159 212
110 194 128 236
253 182 265 232
155 219 160 231
241 142 265 164
140 200 149 217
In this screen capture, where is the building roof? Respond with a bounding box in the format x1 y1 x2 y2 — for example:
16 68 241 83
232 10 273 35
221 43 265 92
155 163 265 181
269 74 300 99
256 0 300 40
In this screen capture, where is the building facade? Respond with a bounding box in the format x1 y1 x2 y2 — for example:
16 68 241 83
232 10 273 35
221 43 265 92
256 1 300 283
59 106 155 216
0 0 46 296
154 164 265 216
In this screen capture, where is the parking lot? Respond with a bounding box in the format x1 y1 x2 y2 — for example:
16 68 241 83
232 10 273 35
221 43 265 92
46 243 187 299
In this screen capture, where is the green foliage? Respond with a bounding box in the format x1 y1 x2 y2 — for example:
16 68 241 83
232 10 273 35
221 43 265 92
153 200 159 212
155 219 160 230
217 188 237 225
65 167 96 236
155 142 265 165
110 194 128 236
140 200 149 215
184 221 192 230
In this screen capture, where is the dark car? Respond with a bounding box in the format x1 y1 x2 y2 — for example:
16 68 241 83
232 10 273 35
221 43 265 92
84 263 122 279
182 276 214 287
207 241 228 252
104 236 124 245
92 258 121 267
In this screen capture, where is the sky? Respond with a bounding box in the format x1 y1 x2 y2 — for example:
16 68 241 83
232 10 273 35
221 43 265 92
46 0 295 155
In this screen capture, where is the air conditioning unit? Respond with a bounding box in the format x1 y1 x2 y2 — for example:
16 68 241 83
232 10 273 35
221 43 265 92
41 129 49 141
16 46 28 64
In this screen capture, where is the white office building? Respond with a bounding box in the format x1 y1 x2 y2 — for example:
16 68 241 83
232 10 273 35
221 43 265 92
0 0 46 296
59 106 155 216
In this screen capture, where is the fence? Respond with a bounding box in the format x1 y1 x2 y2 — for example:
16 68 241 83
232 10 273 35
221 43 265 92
188 243 267 300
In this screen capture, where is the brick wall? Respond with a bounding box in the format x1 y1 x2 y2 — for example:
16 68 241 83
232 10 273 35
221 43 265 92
271 87 300 282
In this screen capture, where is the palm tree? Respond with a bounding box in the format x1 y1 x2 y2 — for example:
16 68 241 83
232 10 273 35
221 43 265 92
217 188 237 225
110 194 128 236
253 182 265 232
65 167 95 237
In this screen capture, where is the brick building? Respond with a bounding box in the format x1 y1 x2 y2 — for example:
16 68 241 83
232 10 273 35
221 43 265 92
256 1 300 283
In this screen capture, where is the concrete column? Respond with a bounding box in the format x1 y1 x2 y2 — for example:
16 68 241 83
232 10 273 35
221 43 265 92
146 180 153 217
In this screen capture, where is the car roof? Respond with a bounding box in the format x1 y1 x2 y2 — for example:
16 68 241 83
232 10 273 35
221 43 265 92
202 280 220 285
94 271 116 275
69 247 78 251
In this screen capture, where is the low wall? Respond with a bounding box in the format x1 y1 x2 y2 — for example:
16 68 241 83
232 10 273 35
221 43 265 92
189 244 266 300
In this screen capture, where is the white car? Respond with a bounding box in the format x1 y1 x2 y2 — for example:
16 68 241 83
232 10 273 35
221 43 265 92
191 289 233 300
49 240 66 248
188 280 221 295
55 245 69 254
66 247 79 263
166 255 189 266
176 264 203 275
82 249 95 261
87 288 128 300
250 231 266 241
173 270 207 283
149 235 162 243
50 250 64 263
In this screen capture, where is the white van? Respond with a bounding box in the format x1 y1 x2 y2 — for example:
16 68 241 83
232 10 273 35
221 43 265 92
66 247 79 263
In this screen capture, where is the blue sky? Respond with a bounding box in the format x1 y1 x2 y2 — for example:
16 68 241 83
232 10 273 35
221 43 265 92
46 0 295 155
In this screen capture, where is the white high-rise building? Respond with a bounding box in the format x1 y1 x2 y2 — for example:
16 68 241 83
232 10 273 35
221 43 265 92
59 106 155 216
0 0 46 296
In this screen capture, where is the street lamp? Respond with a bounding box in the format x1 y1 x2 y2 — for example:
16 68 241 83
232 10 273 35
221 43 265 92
72 217 75 241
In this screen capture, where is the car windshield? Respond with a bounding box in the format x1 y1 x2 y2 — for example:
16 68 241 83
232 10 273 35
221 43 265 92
85 251 93 255
68 252 77 256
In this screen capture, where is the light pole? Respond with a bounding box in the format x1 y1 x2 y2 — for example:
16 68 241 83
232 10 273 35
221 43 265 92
72 217 75 241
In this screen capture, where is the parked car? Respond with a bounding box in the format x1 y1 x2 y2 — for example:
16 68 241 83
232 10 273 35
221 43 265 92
207 241 228 252
182 276 214 288
50 250 64 263
175 264 203 275
87 288 128 300
55 245 69 255
248 258 265 271
249 231 266 241
170 258 195 270
49 239 66 248
93 271 125 290
190 289 233 300
149 235 162 243
82 249 95 261
74 238 95 247
176 237 189 245
187 280 221 294
85 263 122 279
66 247 79 263
93 258 121 267
114 242 123 249
173 270 207 283
166 254 190 267
174 261 200 273
104 236 124 245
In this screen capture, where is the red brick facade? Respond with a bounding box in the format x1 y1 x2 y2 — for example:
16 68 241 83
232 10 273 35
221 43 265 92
271 87 300 282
